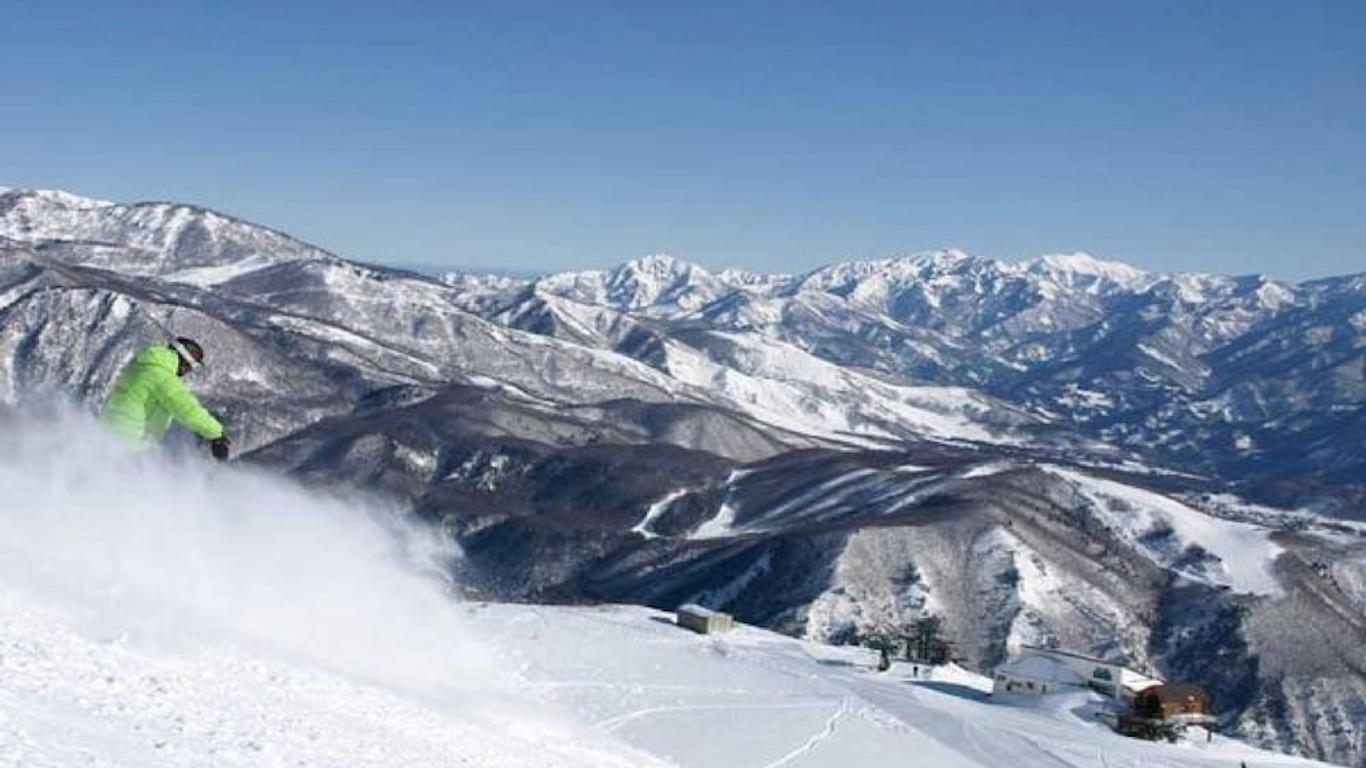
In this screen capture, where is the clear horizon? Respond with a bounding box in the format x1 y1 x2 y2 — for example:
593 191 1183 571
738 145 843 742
3 1 1362 280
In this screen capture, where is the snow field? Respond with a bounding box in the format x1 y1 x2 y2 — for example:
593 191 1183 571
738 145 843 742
658 332 1007 446
1044 466 1283 595
0 406 659 768
485 603 1327 768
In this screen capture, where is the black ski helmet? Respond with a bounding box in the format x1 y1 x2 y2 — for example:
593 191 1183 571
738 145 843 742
171 337 205 370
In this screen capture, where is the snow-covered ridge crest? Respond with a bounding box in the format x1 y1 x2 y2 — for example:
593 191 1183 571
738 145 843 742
795 248 1163 298
1 187 118 209
0 187 336 281
509 247 1172 315
534 252 736 312
1018 251 1157 289
795 248 986 291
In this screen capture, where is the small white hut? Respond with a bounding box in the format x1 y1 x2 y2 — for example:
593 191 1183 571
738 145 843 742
676 604 734 635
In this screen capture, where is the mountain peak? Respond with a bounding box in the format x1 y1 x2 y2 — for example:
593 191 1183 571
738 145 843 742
603 253 719 309
905 247 977 266
531 253 725 311
1019 252 1153 282
620 252 686 270
0 185 332 280
611 252 708 281
1 188 116 209
795 248 997 297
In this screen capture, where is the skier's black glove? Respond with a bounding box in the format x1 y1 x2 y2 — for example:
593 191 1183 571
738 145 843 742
210 436 231 462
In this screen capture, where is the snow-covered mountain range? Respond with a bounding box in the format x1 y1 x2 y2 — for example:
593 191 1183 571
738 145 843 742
449 248 1364 513
2 187 1364 766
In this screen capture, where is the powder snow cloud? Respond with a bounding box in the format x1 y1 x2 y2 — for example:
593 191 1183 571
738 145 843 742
0 402 491 702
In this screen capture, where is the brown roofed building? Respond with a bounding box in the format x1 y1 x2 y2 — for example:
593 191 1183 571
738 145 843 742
1132 683 1211 722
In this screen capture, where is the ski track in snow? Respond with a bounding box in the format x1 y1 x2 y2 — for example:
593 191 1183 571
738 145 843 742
594 699 831 733
690 468 751 539
692 466 949 540
757 698 849 768
631 488 689 539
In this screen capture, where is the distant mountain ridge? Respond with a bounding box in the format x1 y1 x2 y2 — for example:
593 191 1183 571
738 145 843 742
450 244 1364 516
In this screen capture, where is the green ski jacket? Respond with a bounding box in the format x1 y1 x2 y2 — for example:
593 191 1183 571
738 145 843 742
101 345 225 445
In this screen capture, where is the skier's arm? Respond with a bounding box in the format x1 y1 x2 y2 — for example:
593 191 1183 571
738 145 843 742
152 373 225 441
144 401 174 442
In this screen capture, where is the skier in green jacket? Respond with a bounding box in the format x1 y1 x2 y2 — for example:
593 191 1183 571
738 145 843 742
101 337 231 460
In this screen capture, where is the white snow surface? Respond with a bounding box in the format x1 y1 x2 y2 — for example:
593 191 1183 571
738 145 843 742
464 604 1323 768
0 409 1327 768
1044 466 1284 595
1019 252 1158 292
631 488 689 539
0 407 657 768
0 189 323 277
659 331 1013 446
161 254 278 286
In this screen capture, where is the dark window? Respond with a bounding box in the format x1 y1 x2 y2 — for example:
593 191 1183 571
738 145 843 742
1092 667 1113 681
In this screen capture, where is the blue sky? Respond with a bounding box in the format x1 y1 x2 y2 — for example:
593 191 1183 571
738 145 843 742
3 1 1363 278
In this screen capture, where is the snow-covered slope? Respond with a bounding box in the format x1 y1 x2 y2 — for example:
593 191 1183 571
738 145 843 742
654 330 1029 445
0 188 328 281
0 410 1331 768
0 407 663 768
484 603 1329 768
1043 465 1283 595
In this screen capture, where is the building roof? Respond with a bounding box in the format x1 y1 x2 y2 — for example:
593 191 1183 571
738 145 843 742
1117 668 1164 692
677 603 726 619
1137 683 1209 703
1020 644 1128 668
995 655 1087 687
1022 646 1163 690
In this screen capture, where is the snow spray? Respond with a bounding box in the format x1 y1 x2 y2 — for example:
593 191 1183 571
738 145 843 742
0 402 499 706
